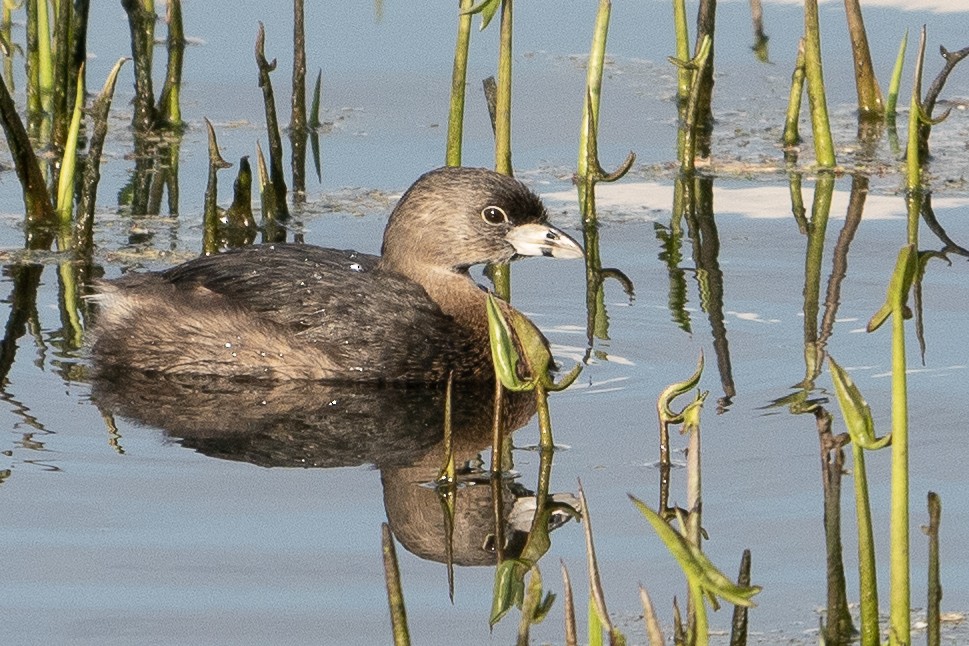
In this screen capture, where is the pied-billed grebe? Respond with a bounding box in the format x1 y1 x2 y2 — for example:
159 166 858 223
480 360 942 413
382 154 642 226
89 166 582 382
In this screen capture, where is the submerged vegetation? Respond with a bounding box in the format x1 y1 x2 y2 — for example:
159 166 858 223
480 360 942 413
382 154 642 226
1 1 968 644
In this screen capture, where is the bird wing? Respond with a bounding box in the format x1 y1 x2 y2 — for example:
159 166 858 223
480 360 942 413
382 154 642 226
156 244 482 381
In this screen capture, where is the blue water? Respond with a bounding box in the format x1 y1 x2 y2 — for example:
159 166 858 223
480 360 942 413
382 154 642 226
2 1 969 644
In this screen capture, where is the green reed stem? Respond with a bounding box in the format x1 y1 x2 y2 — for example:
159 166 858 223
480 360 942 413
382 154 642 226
71 0 90 103
577 0 610 187
535 383 553 450
203 118 230 254
157 0 184 128
0 72 55 225
672 0 690 100
680 36 712 173
1 3 13 89
783 39 805 148
688 578 709 646
851 441 880 646
692 0 717 155
489 376 507 477
436 373 458 603
489 0 513 299
36 0 52 115
122 0 157 132
828 355 888 646
255 22 290 219
906 28 926 197
50 0 73 152
446 0 474 166
575 0 634 274
289 0 306 198
886 30 908 121
494 0 513 176
75 57 127 250
801 0 836 168
843 0 883 118
25 0 41 132
867 243 918 646
888 264 910 646
802 175 833 381
926 492 941 646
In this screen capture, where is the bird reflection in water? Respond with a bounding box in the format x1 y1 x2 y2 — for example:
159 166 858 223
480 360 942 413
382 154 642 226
91 369 580 566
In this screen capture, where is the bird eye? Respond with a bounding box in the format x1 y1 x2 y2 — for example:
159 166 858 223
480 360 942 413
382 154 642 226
481 206 508 225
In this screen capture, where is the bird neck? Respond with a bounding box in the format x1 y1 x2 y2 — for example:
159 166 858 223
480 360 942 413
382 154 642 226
377 257 490 332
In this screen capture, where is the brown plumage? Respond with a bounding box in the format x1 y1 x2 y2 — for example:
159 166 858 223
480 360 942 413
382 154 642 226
88 166 583 383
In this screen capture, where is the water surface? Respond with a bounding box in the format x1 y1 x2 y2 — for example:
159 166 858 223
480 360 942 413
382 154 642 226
1 1 969 644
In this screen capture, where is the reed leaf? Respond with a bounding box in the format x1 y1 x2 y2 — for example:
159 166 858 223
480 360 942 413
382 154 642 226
630 495 761 607
309 69 322 128
463 0 500 31
886 30 908 120
255 21 290 219
486 294 529 391
639 585 665 646
0 70 55 224
658 351 704 425
75 56 127 246
486 293 582 393
906 27 927 193
517 565 555 645
491 558 529 625
55 64 84 226
579 482 626 646
828 357 890 450
867 244 917 333
562 562 578 646
381 523 411 646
